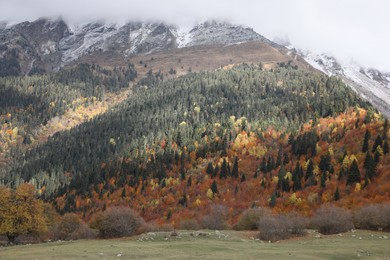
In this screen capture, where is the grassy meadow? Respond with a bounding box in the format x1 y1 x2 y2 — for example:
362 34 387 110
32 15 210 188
0 230 389 259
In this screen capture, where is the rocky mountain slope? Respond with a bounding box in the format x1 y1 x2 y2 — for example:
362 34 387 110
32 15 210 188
0 18 273 76
293 49 390 117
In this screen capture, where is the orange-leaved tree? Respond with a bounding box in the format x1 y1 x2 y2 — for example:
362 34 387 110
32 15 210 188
0 184 47 243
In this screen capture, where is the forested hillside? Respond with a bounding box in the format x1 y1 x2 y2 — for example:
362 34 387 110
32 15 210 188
2 64 389 226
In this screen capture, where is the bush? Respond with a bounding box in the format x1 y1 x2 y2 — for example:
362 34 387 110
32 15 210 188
257 213 307 242
353 204 390 231
234 207 270 230
91 207 143 238
202 204 229 230
257 215 292 241
312 205 353 234
179 219 201 230
52 213 96 240
286 212 307 235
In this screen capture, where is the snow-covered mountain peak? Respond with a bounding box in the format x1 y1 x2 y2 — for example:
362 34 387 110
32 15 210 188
294 48 390 117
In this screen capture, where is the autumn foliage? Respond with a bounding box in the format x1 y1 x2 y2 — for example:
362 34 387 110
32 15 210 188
0 184 47 243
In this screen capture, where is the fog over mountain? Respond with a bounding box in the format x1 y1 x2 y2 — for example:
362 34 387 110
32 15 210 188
1 0 389 71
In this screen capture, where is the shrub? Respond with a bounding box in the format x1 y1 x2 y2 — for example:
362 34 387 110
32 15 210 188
67 224 97 240
52 213 96 240
312 205 354 234
257 215 292 242
286 212 307 236
179 219 201 230
201 204 229 230
91 207 143 238
234 207 270 230
353 204 390 231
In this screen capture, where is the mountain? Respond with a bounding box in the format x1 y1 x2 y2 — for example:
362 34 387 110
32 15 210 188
2 18 389 119
0 18 282 76
1 17 389 228
293 49 390 117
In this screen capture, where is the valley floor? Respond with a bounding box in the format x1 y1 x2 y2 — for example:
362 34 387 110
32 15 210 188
1 230 389 259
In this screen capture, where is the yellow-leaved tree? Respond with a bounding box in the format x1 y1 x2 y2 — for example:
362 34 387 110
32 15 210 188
0 184 47 243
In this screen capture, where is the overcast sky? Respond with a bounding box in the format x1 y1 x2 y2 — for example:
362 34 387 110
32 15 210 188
1 0 389 71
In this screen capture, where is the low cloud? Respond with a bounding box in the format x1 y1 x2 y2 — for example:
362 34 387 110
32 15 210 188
1 0 389 71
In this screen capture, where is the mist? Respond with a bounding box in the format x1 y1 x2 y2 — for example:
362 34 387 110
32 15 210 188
1 0 389 71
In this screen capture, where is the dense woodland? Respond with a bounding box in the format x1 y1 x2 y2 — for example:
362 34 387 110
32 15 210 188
0 63 389 230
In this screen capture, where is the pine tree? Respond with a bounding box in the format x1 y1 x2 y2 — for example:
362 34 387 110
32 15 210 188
383 140 389 154
213 165 219 178
232 157 239 179
276 145 283 167
347 159 360 185
210 180 218 194
334 187 340 201
362 130 370 153
319 152 331 174
320 172 327 188
283 153 289 165
180 168 186 180
178 193 187 207
292 162 302 191
363 151 375 180
305 160 314 181
374 149 381 164
372 135 383 153
260 158 267 173
206 162 214 176
220 158 228 179
269 193 277 208
277 165 287 190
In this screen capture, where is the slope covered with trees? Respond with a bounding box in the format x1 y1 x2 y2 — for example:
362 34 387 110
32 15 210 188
1 64 389 228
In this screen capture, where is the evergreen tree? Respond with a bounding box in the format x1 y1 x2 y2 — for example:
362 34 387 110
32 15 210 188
374 149 381 164
292 162 302 191
319 152 331 174
213 165 219 178
334 187 340 201
362 130 370 152
372 135 383 153
180 170 186 180
206 162 214 176
363 151 375 180
231 157 239 179
260 158 267 173
277 165 287 190
347 159 360 185
283 153 289 165
178 193 187 207
210 180 218 194
305 160 314 181
220 158 228 179
383 140 389 154
276 145 283 167
269 193 277 208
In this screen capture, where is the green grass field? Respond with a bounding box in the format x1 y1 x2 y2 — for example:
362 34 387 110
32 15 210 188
1 230 389 259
